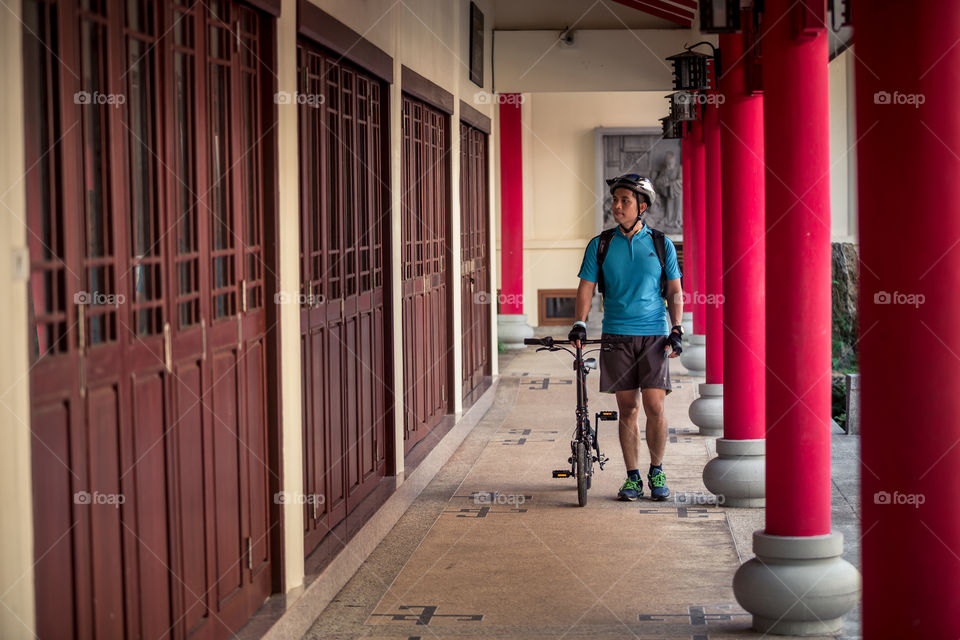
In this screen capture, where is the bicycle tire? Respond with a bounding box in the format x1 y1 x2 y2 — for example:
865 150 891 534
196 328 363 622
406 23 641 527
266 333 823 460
576 441 588 507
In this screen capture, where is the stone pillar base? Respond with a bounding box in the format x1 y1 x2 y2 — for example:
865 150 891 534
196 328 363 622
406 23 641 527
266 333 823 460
689 383 723 435
734 531 861 636
679 333 706 375
498 313 534 350
703 438 764 507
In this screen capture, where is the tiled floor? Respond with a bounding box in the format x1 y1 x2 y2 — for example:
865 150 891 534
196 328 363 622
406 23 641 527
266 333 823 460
298 343 862 639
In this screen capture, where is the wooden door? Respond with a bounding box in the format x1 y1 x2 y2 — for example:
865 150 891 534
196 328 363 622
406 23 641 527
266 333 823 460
24 2 275 639
459 122 491 402
401 96 451 453
298 40 388 555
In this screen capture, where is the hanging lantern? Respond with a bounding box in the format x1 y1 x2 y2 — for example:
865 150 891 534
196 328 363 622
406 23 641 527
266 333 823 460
668 92 700 121
666 50 710 91
660 116 683 140
743 8 763 94
699 0 740 33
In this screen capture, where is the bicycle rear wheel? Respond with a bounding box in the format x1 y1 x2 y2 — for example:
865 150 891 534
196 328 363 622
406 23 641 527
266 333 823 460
576 441 588 507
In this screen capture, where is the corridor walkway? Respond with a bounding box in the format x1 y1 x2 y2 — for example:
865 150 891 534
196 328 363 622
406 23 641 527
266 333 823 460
298 337 862 639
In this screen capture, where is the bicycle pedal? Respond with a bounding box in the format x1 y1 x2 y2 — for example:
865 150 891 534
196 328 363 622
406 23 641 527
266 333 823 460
552 470 572 478
596 411 618 421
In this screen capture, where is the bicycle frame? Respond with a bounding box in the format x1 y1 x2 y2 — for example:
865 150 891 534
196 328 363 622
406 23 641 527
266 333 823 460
523 336 626 506
573 343 594 463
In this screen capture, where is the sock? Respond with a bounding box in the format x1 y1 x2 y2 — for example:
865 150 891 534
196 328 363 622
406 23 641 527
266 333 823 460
627 469 641 482
649 463 662 476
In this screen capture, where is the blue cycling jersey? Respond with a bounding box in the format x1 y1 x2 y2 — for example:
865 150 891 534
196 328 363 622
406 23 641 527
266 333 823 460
577 224 681 336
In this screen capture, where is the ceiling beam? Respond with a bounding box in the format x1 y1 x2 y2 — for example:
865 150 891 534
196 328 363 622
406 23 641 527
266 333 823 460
610 0 694 28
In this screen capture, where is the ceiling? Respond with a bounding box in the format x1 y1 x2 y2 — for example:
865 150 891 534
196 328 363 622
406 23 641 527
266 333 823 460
492 0 693 31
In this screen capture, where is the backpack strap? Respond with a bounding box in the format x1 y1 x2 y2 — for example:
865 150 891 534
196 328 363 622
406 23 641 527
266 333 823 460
650 228 668 299
595 228 617 296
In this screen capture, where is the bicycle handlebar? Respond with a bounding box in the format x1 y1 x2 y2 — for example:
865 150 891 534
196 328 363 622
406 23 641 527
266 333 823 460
523 336 632 347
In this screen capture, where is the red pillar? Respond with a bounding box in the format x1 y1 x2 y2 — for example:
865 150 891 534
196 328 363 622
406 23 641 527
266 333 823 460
701 30 765 498
733 7 859 630
704 95 723 383
762 1 831 537
681 135 693 305
719 32 765 441
499 96 523 315
854 1 960 636
688 120 706 336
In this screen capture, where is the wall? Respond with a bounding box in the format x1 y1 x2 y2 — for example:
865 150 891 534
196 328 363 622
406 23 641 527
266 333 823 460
0 0 501 626
497 91 671 326
829 47 859 243
494 29 700 92
0 1 35 637
506 45 860 328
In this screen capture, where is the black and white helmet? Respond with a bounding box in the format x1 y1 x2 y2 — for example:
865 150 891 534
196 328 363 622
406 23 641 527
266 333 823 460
606 174 657 208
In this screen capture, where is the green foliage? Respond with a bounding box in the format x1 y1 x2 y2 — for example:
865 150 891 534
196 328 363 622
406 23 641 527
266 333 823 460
831 311 858 374
831 291 859 374
831 375 847 431
831 246 859 427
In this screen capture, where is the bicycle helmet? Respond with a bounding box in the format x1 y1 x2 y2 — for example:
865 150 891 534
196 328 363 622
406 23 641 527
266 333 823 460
606 174 657 208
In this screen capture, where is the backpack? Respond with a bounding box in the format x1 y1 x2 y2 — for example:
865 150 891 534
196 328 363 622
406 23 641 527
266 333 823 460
595 226 677 299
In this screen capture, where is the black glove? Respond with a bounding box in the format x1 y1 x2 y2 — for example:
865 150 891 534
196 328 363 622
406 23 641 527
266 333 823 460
666 327 683 355
568 322 587 345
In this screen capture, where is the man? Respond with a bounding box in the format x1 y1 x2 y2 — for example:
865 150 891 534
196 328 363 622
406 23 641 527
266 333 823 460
569 174 684 501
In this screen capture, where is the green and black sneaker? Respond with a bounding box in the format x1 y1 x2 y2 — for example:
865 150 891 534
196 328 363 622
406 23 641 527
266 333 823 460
647 466 670 501
617 477 643 501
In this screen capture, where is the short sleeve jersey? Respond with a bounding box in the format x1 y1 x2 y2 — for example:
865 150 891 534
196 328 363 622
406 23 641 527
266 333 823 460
577 224 681 336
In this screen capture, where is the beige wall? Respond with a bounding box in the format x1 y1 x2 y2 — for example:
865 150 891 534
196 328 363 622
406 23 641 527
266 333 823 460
829 47 859 244
502 46 859 328
494 29 705 93
0 0 36 637
277 0 306 597
496 91 670 326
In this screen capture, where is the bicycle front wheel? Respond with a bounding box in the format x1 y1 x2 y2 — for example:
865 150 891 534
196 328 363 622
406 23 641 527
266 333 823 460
576 441 588 507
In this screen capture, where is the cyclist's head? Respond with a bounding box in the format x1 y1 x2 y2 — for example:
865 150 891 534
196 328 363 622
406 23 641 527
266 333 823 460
606 174 656 209
607 174 655 233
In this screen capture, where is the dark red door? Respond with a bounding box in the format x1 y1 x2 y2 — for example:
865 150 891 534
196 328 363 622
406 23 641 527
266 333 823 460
459 122 491 403
298 40 388 555
401 96 451 453
24 2 274 639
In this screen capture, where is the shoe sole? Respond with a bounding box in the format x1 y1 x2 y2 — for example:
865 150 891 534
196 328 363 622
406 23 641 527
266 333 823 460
617 493 641 501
